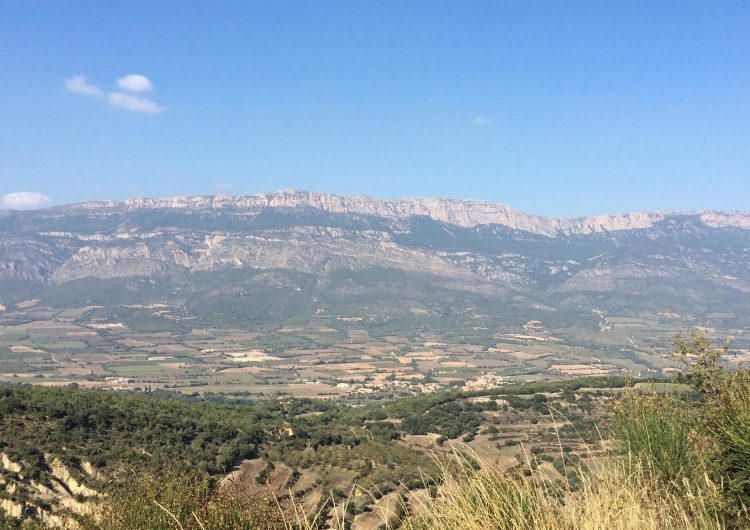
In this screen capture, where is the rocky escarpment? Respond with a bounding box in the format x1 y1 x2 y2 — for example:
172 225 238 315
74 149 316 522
0 453 98 527
46 227 475 284
56 190 750 237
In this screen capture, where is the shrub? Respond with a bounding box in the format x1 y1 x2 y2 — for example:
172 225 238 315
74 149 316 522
612 390 698 486
672 332 728 396
612 331 750 526
75 466 289 530
701 370 750 521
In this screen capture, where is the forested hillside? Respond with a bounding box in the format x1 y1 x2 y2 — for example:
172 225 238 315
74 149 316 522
1 376 628 527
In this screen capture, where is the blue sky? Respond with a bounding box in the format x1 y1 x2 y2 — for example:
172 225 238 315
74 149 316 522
1 1 749 216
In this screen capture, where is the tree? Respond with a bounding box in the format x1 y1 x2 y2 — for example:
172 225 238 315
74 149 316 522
672 331 729 396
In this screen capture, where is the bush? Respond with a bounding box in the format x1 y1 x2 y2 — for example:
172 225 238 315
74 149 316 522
75 466 288 530
672 332 728 396
702 370 750 520
612 390 698 486
611 331 750 526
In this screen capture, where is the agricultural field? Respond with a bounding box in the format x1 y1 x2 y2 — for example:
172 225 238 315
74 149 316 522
1 295 747 400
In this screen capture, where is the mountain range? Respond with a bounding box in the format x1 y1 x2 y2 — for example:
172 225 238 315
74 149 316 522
1 190 748 326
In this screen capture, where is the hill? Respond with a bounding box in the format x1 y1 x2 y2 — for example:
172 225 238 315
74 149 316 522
0 376 624 527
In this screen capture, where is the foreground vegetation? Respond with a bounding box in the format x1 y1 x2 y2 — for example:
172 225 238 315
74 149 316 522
0 375 617 527
401 452 723 530
404 332 750 530
1 333 749 529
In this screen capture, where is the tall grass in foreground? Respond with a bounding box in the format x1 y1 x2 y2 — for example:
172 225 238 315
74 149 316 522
702 370 750 515
609 333 750 525
69 447 728 530
400 331 750 530
398 446 723 530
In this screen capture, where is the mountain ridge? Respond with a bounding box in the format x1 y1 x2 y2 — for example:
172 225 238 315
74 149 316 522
1 189 749 325
12 189 750 237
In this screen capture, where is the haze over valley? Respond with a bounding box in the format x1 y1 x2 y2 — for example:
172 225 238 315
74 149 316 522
1 190 748 398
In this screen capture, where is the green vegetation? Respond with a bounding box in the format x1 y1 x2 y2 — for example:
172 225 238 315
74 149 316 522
612 391 697 485
401 332 750 530
2 332 749 529
75 468 288 530
0 386 268 476
613 333 750 525
400 448 724 530
0 375 614 528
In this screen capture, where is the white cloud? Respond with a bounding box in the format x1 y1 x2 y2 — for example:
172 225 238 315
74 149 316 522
108 92 164 113
1 192 53 210
116 74 154 93
65 76 103 98
65 73 164 114
472 116 493 127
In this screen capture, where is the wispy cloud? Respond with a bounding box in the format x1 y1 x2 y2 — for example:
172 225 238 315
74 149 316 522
65 73 164 114
65 75 103 98
108 92 164 113
472 116 493 127
1 192 53 210
116 74 153 93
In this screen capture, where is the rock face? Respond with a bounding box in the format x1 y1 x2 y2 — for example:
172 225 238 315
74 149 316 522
60 190 750 236
0 453 98 527
1 190 749 320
